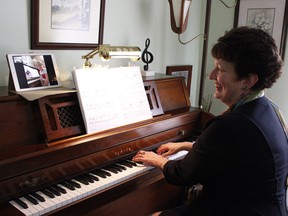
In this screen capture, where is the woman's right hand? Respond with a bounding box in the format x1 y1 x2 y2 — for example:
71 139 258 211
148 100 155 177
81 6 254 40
157 141 194 157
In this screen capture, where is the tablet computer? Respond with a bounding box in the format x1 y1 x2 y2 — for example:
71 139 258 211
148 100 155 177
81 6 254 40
6 53 61 92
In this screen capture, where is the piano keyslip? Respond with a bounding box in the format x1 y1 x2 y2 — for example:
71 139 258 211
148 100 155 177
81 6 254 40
10 151 188 216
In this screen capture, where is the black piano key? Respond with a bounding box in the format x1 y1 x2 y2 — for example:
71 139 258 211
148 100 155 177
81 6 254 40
66 179 81 188
104 166 119 174
30 192 45 202
14 198 28 209
52 185 67 194
118 161 133 168
24 195 38 205
91 169 107 178
61 182 76 191
87 173 99 181
114 163 127 170
81 174 94 183
41 189 55 198
125 160 138 166
110 164 124 172
99 169 112 177
75 176 90 185
47 187 61 196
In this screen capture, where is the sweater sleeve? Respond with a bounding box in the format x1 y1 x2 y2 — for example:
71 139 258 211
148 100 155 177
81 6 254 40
162 115 243 186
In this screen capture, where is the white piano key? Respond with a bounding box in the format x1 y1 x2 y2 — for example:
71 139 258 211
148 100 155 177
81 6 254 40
88 174 108 191
52 186 74 205
101 169 126 185
60 182 84 200
166 150 188 160
44 189 67 209
99 170 117 187
76 180 99 195
19 197 41 216
35 191 57 212
72 178 100 197
70 179 92 197
56 184 79 203
10 200 33 216
33 199 50 215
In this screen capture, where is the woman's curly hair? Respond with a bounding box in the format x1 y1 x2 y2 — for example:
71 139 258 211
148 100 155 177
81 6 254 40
211 26 283 90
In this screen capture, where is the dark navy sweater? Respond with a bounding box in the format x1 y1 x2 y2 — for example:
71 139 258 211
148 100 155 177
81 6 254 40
163 96 288 216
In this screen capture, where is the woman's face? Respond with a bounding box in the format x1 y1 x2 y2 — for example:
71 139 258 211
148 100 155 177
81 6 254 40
209 58 249 107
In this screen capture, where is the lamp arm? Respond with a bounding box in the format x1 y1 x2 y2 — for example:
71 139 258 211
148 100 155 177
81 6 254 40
218 0 238 8
81 47 101 68
81 47 100 60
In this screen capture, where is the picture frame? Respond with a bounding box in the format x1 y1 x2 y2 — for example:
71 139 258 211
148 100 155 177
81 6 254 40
31 0 106 50
166 65 193 95
234 0 288 58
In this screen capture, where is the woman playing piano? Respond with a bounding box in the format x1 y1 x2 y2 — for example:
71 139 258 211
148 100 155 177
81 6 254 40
133 26 288 216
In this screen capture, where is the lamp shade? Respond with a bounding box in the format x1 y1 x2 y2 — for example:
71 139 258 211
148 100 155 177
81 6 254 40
168 0 192 34
82 45 141 68
99 46 141 61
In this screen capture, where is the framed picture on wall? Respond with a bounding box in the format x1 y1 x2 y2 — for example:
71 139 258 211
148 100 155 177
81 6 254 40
166 65 192 95
31 0 106 49
234 0 288 58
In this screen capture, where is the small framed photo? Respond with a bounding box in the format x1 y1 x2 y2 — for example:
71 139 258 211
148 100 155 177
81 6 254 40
166 65 192 95
234 0 288 58
31 0 106 49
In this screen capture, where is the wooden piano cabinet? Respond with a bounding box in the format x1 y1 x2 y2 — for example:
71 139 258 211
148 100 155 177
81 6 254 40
0 75 214 216
0 91 40 149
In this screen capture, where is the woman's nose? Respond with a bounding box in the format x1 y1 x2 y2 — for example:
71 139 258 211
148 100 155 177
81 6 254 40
208 68 217 80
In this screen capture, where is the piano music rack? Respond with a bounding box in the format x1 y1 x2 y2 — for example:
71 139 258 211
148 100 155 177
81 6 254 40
34 74 190 143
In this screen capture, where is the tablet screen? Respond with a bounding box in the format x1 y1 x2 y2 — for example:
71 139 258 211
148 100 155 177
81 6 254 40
7 53 61 91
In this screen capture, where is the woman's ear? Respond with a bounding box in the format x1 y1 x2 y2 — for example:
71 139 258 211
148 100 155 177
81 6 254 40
243 73 258 89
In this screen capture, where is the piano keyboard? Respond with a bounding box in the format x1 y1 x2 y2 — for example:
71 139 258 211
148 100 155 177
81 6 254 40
10 150 188 216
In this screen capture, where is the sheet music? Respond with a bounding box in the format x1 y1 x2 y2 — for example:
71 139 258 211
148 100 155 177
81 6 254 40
73 66 152 134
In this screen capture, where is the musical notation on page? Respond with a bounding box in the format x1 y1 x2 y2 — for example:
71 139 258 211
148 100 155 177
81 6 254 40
73 66 152 134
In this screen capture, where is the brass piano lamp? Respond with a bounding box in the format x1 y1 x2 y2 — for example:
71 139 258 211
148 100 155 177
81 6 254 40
81 45 142 68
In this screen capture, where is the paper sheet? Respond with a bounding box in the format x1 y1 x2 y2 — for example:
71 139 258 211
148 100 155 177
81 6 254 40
73 66 152 134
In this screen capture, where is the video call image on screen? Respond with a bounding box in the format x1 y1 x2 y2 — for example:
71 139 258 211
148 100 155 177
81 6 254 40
12 55 59 89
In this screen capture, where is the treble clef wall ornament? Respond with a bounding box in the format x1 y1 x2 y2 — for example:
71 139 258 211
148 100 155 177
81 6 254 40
141 38 154 71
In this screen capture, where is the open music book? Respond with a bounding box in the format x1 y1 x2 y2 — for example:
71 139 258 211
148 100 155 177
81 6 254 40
73 66 152 134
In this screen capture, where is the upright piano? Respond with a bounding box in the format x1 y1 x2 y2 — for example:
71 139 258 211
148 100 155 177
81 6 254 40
0 74 213 216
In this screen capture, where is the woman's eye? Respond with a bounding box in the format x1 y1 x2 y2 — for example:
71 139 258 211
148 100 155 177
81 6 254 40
217 68 226 73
